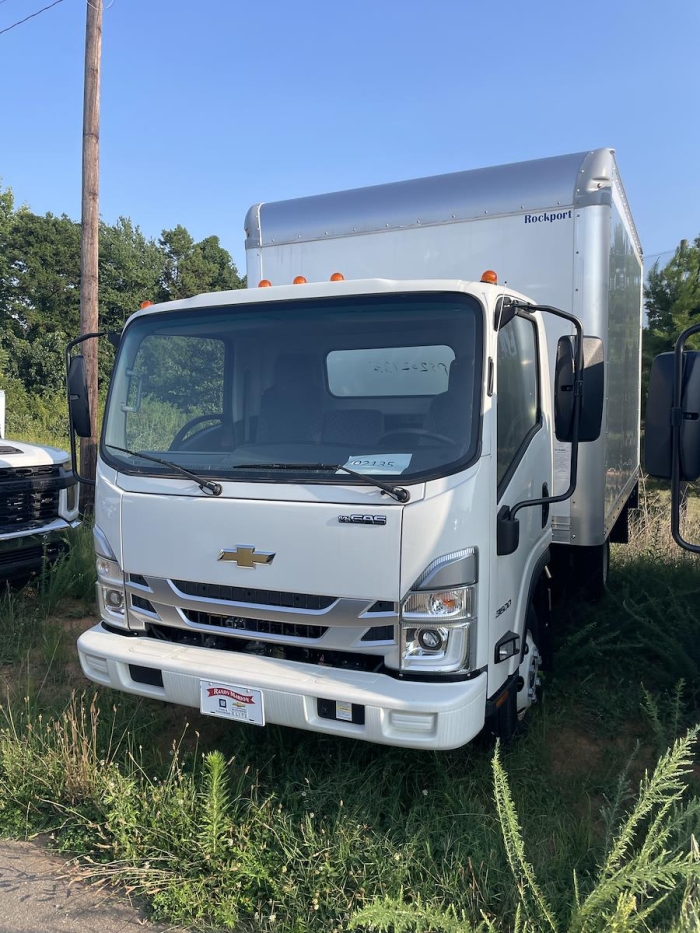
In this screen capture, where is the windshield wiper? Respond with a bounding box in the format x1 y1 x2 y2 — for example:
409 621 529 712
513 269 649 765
233 462 410 503
105 444 223 496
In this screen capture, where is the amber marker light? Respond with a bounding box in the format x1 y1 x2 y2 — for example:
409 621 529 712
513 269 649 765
258 279 272 287
140 300 154 308
480 270 498 284
330 272 345 281
293 275 307 284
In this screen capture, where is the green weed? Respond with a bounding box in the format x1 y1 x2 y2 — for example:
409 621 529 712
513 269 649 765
0 491 697 931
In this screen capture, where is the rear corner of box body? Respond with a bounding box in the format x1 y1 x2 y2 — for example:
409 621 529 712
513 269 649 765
566 188 642 547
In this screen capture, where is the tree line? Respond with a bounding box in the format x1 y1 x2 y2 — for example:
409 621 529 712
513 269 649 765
0 183 244 437
644 235 700 366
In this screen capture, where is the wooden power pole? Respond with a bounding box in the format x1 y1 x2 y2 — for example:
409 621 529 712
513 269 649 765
79 0 102 511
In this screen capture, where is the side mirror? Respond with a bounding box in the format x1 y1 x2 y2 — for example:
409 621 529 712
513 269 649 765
554 336 604 443
645 351 700 481
67 354 92 438
494 299 517 330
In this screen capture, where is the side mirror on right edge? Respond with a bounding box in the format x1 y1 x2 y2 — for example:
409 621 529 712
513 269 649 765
554 335 604 443
645 350 700 482
67 354 92 438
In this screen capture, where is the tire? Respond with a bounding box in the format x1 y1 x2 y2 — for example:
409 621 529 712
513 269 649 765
486 608 542 744
516 612 542 722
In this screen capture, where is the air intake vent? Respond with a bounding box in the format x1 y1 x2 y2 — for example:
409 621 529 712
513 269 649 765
366 600 395 613
361 625 395 642
174 579 335 611
131 595 156 614
183 609 327 640
129 574 149 587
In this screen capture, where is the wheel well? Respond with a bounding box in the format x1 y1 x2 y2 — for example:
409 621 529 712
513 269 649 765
523 555 553 671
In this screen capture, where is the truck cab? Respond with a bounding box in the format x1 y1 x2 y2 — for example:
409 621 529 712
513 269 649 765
74 277 564 748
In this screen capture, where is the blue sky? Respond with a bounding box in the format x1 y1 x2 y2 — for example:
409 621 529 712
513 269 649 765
1 0 698 276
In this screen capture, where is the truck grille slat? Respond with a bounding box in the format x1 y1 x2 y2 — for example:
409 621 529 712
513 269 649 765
173 579 335 611
182 608 328 640
0 464 62 533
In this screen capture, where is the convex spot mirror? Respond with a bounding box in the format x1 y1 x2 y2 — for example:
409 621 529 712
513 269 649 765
68 354 91 438
645 351 700 482
554 336 604 443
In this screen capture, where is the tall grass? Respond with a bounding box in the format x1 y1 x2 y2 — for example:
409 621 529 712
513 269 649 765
0 490 697 931
0 695 697 932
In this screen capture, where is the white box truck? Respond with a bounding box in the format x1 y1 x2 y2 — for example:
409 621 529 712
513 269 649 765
69 148 642 749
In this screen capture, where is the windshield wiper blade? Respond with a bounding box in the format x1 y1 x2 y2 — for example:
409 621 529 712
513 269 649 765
233 462 410 503
106 444 223 496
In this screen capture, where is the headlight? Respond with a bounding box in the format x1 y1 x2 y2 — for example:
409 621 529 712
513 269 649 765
402 586 474 622
400 584 475 673
96 556 126 623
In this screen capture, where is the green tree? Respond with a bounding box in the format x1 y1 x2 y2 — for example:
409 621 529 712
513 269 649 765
0 206 81 397
642 237 700 413
99 217 164 329
98 218 165 386
0 183 15 314
645 237 700 349
159 225 242 301
0 189 244 414
1 209 81 340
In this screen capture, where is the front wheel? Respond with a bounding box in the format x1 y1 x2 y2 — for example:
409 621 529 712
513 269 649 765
516 628 542 721
486 610 542 744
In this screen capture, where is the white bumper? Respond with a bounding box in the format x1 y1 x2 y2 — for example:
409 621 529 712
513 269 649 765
78 624 487 750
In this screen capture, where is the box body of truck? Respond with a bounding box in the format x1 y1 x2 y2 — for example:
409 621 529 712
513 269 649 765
0 439 80 579
73 149 642 749
245 148 643 549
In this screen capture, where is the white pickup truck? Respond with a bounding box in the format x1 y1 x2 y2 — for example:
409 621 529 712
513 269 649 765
0 437 80 580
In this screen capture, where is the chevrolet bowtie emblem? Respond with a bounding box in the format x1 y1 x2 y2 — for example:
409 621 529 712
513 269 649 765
217 545 275 568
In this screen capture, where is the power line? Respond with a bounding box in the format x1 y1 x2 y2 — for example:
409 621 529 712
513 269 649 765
0 0 64 36
646 248 678 261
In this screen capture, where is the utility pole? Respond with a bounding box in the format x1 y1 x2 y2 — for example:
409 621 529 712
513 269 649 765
79 0 102 511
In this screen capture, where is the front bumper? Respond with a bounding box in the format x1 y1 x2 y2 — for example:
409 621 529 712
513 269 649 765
0 521 80 580
78 623 487 749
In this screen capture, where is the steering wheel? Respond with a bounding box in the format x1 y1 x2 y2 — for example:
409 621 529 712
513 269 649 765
170 414 225 450
377 428 455 446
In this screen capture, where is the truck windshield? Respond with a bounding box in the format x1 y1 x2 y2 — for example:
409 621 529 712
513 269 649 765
102 291 483 486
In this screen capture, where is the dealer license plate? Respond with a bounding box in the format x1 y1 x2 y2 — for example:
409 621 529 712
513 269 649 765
200 680 265 726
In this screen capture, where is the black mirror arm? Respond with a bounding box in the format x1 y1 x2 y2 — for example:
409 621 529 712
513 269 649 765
65 331 108 488
671 321 700 553
507 305 585 522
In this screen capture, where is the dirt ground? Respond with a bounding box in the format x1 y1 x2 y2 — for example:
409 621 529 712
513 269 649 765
0 838 182 933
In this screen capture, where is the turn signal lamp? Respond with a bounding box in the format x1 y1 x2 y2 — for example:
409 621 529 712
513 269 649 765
293 275 307 285
140 300 154 308
481 270 498 284
330 272 345 281
258 279 272 287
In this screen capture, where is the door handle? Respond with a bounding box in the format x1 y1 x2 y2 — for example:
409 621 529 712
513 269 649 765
542 482 550 527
